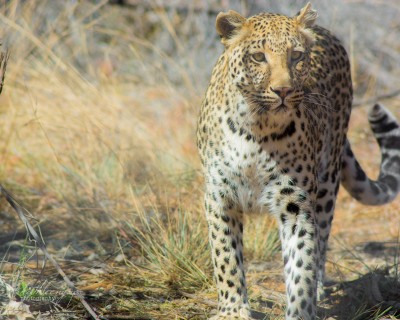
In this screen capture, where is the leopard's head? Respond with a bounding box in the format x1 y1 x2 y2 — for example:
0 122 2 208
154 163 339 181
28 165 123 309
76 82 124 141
216 3 317 114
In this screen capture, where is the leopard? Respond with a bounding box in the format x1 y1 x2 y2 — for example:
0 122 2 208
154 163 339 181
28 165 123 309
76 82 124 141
196 3 400 320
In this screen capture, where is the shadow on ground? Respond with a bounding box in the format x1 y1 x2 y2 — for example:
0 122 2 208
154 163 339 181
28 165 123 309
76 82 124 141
320 239 400 320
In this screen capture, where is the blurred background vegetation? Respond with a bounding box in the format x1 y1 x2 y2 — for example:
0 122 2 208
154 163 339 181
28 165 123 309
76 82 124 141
0 0 399 319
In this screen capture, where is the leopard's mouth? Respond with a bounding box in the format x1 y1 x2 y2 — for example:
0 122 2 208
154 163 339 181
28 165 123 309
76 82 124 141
269 100 293 113
273 104 289 113
253 97 300 114
271 98 303 112
256 102 289 114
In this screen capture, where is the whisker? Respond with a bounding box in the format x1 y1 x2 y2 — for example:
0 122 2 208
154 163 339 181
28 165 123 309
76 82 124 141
303 96 335 111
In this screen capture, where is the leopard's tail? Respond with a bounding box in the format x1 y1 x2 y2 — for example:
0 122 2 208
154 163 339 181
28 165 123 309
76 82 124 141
341 103 400 205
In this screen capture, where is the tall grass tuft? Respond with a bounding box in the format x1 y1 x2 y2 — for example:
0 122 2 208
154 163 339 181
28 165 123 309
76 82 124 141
123 203 211 292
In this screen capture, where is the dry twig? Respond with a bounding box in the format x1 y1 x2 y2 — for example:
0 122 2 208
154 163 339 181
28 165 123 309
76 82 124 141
0 49 9 94
353 89 400 107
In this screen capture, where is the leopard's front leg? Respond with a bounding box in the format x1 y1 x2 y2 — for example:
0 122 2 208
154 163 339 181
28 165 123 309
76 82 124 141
269 185 319 320
204 191 252 319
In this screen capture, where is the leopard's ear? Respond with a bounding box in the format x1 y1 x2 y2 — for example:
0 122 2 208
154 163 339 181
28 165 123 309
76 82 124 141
216 10 246 46
295 2 317 28
295 3 317 44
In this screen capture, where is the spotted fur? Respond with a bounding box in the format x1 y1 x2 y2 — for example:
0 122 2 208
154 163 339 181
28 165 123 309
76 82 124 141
197 3 400 320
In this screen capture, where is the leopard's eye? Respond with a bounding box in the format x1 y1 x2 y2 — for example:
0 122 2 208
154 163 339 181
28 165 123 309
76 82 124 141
251 52 267 63
291 50 304 62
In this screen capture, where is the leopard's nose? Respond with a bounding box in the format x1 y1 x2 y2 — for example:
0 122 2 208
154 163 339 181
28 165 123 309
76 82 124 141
270 86 294 98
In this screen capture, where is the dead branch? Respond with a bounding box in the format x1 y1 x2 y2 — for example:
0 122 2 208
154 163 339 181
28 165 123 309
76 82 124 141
0 48 9 94
353 88 400 107
0 185 101 320
109 0 224 16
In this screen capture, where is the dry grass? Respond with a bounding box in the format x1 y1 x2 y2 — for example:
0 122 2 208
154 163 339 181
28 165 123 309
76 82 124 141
0 0 399 319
